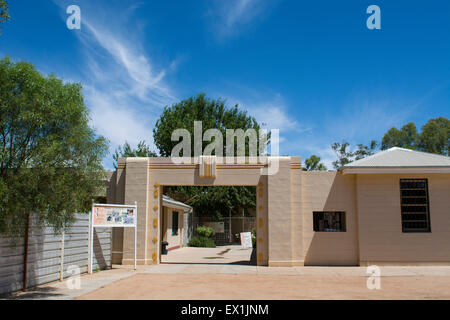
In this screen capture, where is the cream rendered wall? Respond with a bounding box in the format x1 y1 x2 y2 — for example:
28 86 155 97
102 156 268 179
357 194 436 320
301 172 359 266
110 166 126 264
357 173 450 265
121 158 150 265
163 207 184 249
267 159 291 266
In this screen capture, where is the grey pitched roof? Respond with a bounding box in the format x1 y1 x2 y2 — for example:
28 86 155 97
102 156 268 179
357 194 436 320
163 195 192 211
343 147 450 168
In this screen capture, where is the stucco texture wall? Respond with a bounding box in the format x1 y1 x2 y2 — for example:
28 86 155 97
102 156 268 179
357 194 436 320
301 172 359 266
357 173 450 265
162 207 184 249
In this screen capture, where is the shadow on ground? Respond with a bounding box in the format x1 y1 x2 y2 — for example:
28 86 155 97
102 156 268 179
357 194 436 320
162 248 257 266
1 286 64 300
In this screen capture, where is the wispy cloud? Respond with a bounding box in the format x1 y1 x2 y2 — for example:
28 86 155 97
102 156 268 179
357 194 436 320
207 0 277 39
222 92 310 148
53 0 178 168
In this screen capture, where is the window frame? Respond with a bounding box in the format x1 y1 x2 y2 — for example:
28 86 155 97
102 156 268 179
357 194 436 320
313 211 347 232
399 178 431 233
171 211 179 236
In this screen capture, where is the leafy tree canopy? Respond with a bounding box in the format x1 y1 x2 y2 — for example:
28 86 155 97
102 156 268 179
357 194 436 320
418 117 449 156
153 93 264 157
112 140 157 169
381 122 419 150
382 118 449 156
165 185 256 220
0 0 9 34
303 155 327 171
331 140 378 170
154 94 262 218
0 57 108 237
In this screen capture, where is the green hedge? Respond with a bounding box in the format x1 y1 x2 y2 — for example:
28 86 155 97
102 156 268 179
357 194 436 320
188 236 216 248
187 226 216 247
195 226 215 238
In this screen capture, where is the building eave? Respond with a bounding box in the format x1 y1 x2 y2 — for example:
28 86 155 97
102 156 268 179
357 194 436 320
341 167 450 174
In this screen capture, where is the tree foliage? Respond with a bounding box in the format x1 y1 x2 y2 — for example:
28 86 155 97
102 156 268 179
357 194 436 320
0 0 9 34
418 117 449 155
381 122 419 150
0 57 108 237
165 185 256 220
331 140 378 170
154 94 262 219
303 155 327 171
381 118 449 156
153 93 263 157
112 140 157 169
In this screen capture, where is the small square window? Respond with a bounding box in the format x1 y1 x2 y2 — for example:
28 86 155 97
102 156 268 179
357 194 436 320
313 211 346 232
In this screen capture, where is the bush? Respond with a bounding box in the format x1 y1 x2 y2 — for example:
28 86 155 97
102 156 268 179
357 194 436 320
187 226 216 247
252 228 256 248
196 226 215 238
188 236 216 248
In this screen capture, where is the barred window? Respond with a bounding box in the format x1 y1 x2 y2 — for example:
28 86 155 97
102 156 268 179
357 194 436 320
313 212 346 232
400 179 431 233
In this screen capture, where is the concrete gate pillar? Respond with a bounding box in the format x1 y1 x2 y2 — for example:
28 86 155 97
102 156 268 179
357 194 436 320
267 157 303 266
121 158 150 265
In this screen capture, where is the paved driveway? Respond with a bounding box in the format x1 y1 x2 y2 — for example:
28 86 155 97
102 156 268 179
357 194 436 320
4 246 450 300
161 245 255 265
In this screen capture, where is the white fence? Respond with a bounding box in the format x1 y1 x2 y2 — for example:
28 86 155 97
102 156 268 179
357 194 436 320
0 213 111 295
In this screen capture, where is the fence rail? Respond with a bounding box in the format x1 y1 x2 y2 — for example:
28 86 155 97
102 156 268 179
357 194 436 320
0 213 111 295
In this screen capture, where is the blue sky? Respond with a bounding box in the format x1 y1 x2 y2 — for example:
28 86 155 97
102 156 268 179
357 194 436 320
1 0 449 169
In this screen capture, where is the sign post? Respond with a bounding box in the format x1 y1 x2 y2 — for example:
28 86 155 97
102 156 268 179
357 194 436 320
89 202 138 274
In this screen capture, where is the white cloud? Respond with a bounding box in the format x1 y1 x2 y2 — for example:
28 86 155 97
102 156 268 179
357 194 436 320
237 94 310 134
81 20 176 107
207 0 276 39
53 1 179 168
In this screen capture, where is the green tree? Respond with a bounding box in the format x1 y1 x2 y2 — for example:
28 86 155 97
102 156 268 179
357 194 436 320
165 185 256 220
331 141 378 170
353 140 378 160
381 122 419 150
154 94 262 219
331 142 353 169
0 57 108 237
303 155 327 171
153 93 264 156
0 0 9 34
112 140 157 169
418 117 449 156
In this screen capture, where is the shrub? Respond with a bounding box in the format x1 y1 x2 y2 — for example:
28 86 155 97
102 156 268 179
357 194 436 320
252 228 256 248
188 236 216 248
196 226 215 238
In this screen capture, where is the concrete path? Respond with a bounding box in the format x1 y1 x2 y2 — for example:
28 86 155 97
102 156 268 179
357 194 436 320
161 245 254 265
76 272 450 300
4 246 450 300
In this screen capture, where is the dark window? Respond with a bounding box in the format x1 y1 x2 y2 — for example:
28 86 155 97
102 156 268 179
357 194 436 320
313 212 346 232
400 179 431 233
172 211 179 235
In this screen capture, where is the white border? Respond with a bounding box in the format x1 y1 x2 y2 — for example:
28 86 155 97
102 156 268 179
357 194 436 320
89 202 138 273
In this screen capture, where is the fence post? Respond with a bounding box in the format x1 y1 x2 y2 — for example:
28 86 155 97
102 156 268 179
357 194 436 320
60 228 65 281
22 213 30 292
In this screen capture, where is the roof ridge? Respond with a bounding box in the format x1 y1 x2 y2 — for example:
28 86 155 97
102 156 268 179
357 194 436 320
395 147 450 159
343 147 392 166
343 147 450 169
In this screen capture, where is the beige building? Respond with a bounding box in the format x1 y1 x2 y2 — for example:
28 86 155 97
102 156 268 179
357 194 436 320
108 148 450 267
161 195 192 250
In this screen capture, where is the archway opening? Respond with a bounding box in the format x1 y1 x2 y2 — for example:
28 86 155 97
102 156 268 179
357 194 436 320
159 185 257 266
